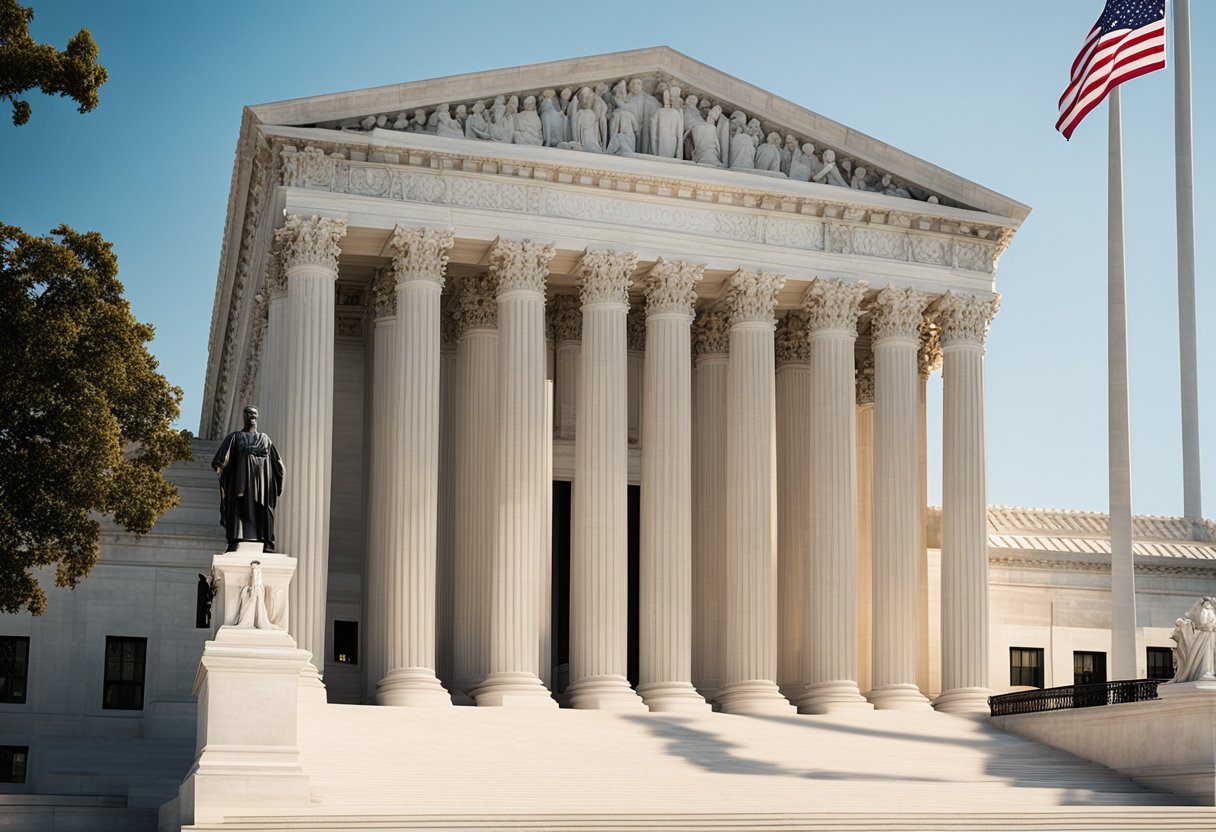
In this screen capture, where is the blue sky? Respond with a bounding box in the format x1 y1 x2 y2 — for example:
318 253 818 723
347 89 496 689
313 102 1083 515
3 0 1212 519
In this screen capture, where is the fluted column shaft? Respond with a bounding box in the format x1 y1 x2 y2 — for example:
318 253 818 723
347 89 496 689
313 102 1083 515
452 274 499 696
275 214 347 691
475 239 558 708
775 312 812 697
718 270 794 715
868 287 931 709
934 292 999 713
568 250 645 711
797 279 873 714
638 260 709 712
550 294 581 440
377 226 454 707
691 311 729 703
258 255 288 443
365 272 397 699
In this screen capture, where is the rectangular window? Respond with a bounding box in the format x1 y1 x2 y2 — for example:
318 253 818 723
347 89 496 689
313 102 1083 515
333 620 358 665
1009 647 1044 688
1146 646 1174 680
103 636 147 710
0 637 29 704
1073 651 1107 686
0 746 27 784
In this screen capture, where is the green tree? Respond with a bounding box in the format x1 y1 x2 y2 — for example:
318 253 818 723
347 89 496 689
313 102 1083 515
0 225 193 614
0 0 107 126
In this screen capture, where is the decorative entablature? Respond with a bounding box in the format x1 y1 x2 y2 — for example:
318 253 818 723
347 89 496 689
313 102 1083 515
277 139 1014 276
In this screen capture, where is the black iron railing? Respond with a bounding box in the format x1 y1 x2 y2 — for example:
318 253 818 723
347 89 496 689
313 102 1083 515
988 679 1161 716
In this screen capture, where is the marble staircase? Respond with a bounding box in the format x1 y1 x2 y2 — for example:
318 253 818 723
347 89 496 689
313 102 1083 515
183 703 1212 830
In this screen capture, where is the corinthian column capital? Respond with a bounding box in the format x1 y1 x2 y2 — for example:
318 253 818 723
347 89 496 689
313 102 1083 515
918 317 943 377
937 292 1000 346
371 268 396 319
643 258 705 318
451 272 499 334
691 308 730 357
390 226 455 288
548 294 582 342
801 278 867 334
869 286 932 342
275 214 348 274
488 238 555 294
576 249 638 306
725 269 785 326
775 311 812 365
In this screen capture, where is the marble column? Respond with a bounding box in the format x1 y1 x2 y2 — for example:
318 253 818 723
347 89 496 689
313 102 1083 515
376 225 454 707
854 351 874 697
364 270 397 701
258 252 288 443
627 308 645 445
718 269 795 715
436 305 458 692
917 319 943 697
549 294 581 440
451 272 499 698
273 214 347 691
775 311 812 699
796 278 873 714
691 310 730 703
933 291 999 714
475 239 558 708
637 259 710 713
867 286 932 709
567 250 646 711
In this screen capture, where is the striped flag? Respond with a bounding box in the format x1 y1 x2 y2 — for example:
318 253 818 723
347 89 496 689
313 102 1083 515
1057 0 1167 139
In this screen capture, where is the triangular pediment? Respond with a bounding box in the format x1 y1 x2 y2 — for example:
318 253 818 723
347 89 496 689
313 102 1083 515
248 47 1028 222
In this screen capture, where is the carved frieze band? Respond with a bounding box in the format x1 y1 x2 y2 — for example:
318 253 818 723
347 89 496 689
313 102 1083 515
775 311 811 365
488 238 555 294
937 291 1000 346
576 249 638 306
725 269 785 327
643 258 704 318
548 294 581 342
801 278 867 334
869 285 931 342
275 213 348 274
691 308 730 357
452 272 499 333
390 225 455 287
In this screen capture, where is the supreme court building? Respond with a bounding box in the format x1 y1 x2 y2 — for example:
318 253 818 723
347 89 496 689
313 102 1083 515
4 48 1216 830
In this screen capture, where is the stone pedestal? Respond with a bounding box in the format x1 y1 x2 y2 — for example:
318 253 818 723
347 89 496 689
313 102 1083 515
164 549 312 829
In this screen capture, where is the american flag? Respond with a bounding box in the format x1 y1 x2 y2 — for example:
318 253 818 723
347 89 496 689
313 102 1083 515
1057 0 1167 139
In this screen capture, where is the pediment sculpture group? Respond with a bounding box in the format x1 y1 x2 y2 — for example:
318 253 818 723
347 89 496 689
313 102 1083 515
1170 597 1216 683
332 78 931 202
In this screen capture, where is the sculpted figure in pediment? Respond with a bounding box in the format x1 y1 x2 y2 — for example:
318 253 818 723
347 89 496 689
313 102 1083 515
850 166 871 190
728 115 757 169
606 80 639 154
465 100 491 140
610 78 648 152
683 93 704 127
780 135 798 175
434 105 465 139
813 148 849 187
489 95 516 143
755 131 782 172
650 86 685 159
687 104 723 165
573 87 605 152
881 174 910 198
406 108 429 133
514 96 544 146
788 142 816 181
539 89 567 146
426 104 449 133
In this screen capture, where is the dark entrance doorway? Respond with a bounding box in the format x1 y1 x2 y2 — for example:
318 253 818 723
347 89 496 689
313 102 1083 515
551 481 640 697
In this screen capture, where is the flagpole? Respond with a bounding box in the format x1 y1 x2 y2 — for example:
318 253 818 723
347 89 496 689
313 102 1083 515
1108 86 1138 681
1174 0 1204 537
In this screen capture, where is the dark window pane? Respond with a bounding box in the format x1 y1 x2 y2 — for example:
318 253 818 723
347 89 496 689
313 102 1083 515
0 746 27 784
0 637 29 704
1009 647 1044 688
1146 646 1174 680
333 620 359 665
1073 651 1107 686
103 636 147 710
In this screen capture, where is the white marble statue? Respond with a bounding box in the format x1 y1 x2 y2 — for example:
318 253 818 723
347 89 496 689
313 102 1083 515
434 105 465 139
573 87 605 152
687 103 722 165
755 131 783 172
489 95 514 143
234 561 283 630
813 148 849 187
610 78 648 153
650 87 685 160
788 142 816 181
1170 597 1216 682
780 134 798 175
606 80 639 153
426 104 449 133
406 108 428 133
465 100 491 140
454 103 467 132
850 166 870 190
539 89 566 146
682 93 704 127
881 174 911 198
513 96 543 145
728 116 758 170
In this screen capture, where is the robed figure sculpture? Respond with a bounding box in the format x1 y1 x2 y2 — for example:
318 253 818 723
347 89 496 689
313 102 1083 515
212 405 284 552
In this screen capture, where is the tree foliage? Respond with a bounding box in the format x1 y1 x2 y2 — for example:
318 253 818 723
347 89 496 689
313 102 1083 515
0 0 107 126
0 225 193 614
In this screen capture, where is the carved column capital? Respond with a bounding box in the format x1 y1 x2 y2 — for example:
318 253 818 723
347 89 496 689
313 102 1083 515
390 226 455 288
371 268 397 319
643 258 704 318
275 214 348 274
918 317 943 377
869 286 932 342
801 278 868 334
775 311 811 365
548 294 582 342
937 291 1000 346
627 307 646 352
489 238 555 294
725 269 785 327
691 308 730 357
576 249 638 307
451 272 499 334
856 350 875 406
